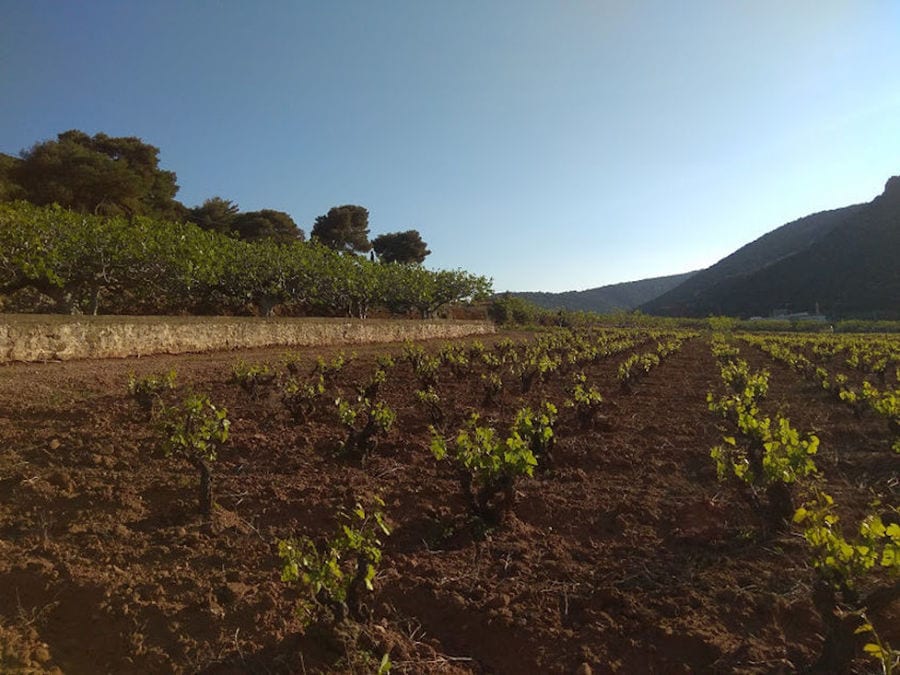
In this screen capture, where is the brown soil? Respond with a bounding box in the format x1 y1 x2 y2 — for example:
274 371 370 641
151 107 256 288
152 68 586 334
0 332 896 674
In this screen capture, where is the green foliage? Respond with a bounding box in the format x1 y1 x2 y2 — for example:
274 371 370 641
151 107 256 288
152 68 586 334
512 402 557 463
0 201 492 317
707 316 737 333
358 366 388 401
230 360 276 399
159 394 230 463
372 230 430 264
187 197 239 235
718 359 769 406
566 372 603 428
312 352 353 385
403 342 440 386
311 205 372 254
519 351 560 393
480 372 504 406
487 293 539 326
708 353 819 530
414 386 444 428
278 497 391 625
438 344 470 378
793 492 900 591
127 369 176 412
11 129 181 219
158 394 230 515
711 416 819 486
281 351 304 375
375 354 396 370
617 351 660 390
282 375 326 422
430 413 537 523
232 209 304 244
335 398 396 459
854 613 900 675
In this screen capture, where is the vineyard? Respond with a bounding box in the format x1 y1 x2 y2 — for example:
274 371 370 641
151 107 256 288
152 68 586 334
0 328 897 673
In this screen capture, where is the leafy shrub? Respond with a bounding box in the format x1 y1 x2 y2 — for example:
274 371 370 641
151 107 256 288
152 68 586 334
281 374 326 422
711 415 818 532
793 492 900 672
230 360 276 399
127 369 176 413
414 386 444 428
158 394 230 515
335 398 396 460
519 352 559 393
313 352 353 386
358 366 388 401
512 402 557 464
278 497 391 625
566 372 603 429
280 351 303 375
430 414 537 524
481 372 503 406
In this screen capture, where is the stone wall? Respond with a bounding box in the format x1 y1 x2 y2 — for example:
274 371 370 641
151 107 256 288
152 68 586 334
0 315 495 362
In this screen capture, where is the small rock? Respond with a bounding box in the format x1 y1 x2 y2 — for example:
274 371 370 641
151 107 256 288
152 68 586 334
48 439 61 451
574 664 592 675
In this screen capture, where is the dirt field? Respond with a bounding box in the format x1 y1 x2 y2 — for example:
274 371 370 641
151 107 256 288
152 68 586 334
0 331 896 673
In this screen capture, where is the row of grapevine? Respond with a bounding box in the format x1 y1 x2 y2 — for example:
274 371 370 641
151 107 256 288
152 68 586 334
742 334 900 452
706 334 900 672
0 201 491 317
616 335 691 392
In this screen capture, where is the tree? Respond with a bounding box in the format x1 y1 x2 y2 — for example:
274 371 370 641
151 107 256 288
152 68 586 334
311 205 371 254
187 197 239 235
0 153 25 202
11 130 181 218
372 229 430 264
232 209 304 243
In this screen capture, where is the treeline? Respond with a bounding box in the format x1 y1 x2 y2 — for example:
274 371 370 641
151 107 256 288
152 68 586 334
0 201 490 317
0 129 433 264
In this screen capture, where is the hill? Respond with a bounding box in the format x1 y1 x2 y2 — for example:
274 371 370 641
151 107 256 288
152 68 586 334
641 177 900 319
510 271 697 313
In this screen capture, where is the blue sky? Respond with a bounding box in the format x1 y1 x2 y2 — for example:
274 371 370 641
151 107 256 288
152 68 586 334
2 1 899 292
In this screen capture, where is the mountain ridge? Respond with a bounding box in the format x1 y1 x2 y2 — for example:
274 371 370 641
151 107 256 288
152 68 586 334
507 270 698 313
641 176 899 319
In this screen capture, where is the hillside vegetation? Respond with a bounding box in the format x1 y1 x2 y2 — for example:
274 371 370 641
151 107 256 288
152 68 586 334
509 271 697 313
642 177 900 319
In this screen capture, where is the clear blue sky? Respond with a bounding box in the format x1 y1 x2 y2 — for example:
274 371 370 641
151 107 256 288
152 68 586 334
2 1 899 292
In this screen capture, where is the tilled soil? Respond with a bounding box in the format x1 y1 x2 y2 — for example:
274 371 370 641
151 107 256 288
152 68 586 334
0 332 897 674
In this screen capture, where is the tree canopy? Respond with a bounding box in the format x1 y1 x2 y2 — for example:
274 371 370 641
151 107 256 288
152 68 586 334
232 209 304 243
311 205 371 253
187 197 240 235
0 154 25 202
10 130 182 219
372 229 431 264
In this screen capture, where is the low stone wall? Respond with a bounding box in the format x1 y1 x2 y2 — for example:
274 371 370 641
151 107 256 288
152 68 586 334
0 315 496 363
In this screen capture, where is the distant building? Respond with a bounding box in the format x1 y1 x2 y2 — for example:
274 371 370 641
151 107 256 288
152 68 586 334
766 309 828 323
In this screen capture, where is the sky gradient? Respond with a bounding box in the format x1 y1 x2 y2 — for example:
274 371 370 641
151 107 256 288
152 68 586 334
2 1 899 292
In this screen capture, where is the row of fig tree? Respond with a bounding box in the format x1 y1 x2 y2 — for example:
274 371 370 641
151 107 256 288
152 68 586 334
0 201 491 317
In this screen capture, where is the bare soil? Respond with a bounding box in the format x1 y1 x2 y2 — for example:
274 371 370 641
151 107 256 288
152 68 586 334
0 332 896 674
